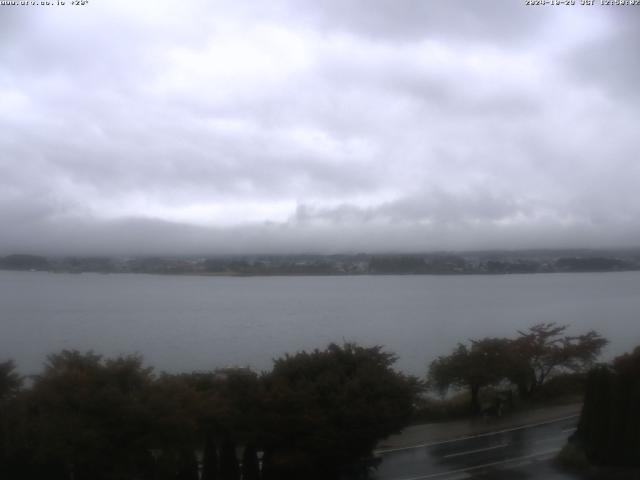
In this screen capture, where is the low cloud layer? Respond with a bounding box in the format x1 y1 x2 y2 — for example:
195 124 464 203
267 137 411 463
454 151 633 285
1 1 639 255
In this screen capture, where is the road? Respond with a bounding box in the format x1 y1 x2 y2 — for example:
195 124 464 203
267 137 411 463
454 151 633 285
372 415 580 480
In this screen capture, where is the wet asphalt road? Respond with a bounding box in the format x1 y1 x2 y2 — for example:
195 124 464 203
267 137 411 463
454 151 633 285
372 415 580 480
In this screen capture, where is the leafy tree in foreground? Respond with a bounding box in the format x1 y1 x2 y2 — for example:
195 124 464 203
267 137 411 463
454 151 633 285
428 338 512 414
0 360 22 400
575 346 640 466
26 350 156 480
428 324 608 411
261 343 422 479
509 323 608 398
1 343 420 480
0 360 23 478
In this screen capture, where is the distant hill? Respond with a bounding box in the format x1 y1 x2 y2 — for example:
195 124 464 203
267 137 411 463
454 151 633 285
0 254 49 271
1 249 639 276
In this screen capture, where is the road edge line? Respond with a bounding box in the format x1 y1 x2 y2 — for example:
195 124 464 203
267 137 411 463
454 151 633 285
391 447 561 480
374 413 579 454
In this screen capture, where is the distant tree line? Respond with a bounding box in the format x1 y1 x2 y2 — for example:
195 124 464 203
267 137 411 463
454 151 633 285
1 252 639 276
427 323 608 415
0 254 50 271
0 343 421 480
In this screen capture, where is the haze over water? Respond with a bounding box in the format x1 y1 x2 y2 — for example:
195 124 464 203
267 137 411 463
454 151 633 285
2 270 639 376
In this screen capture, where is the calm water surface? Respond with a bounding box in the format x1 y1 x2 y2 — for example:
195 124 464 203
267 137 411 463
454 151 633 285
1 271 639 375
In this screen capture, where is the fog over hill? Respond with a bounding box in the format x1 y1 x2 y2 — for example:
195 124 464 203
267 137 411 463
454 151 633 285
2 1 639 255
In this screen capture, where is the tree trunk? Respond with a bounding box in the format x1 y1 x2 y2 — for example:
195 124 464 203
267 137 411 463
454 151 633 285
219 440 239 480
241 444 260 480
202 435 218 480
516 381 529 399
470 384 481 415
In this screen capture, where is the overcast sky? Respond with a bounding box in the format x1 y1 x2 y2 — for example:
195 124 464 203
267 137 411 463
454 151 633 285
1 0 639 255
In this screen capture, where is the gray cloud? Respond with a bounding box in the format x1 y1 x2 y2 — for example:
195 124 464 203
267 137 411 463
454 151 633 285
287 0 543 43
0 1 638 254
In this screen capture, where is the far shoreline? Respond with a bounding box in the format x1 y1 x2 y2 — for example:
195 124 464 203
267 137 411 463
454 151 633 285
2 268 639 279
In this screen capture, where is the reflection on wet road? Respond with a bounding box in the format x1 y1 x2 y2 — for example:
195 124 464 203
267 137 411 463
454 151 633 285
372 415 579 480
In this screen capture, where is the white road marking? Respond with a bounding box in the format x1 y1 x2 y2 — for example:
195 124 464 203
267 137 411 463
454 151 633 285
374 414 579 454
390 448 561 480
562 427 577 433
443 442 509 459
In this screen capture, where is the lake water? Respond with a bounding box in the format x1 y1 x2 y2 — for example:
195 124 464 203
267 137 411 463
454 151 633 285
1 270 639 376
